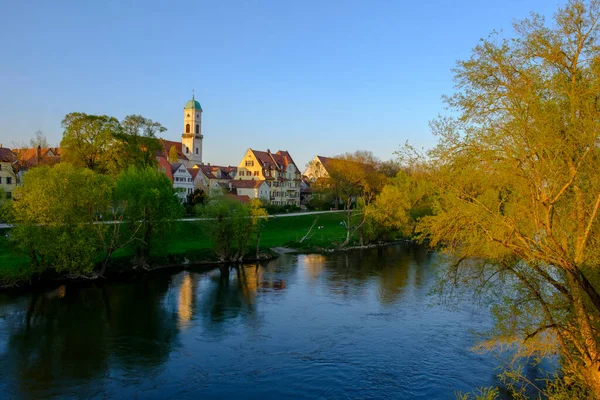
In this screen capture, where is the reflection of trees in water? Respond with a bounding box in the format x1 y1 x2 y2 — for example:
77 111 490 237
196 263 289 337
106 278 178 369
196 266 257 336
0 277 179 398
1 285 111 398
322 243 434 304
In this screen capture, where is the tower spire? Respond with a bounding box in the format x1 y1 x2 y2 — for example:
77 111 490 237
192 88 195 100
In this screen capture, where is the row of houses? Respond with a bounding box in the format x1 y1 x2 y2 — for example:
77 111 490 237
0 145 63 199
1 97 339 206
156 146 302 206
0 142 337 208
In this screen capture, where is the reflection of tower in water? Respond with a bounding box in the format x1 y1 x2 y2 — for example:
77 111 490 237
178 273 195 328
298 254 327 280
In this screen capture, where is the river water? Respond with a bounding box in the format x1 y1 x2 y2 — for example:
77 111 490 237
0 243 531 399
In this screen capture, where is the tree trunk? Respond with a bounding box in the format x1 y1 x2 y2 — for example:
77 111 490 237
256 228 261 260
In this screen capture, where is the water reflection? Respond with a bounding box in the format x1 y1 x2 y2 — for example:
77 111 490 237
0 243 529 399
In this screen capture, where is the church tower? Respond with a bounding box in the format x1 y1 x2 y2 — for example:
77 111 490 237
181 95 203 166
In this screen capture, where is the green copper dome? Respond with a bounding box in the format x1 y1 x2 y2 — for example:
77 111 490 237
184 97 202 110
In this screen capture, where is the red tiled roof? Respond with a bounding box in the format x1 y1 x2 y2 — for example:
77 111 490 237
231 179 266 189
159 139 189 161
12 147 61 169
250 149 298 172
0 148 17 163
187 168 200 180
157 156 174 182
197 164 237 180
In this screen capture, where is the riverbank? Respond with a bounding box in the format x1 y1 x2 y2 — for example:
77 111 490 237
1 212 373 289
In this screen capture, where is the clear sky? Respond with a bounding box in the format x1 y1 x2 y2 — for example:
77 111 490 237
0 0 561 168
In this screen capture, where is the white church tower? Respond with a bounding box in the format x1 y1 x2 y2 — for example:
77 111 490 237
181 94 203 166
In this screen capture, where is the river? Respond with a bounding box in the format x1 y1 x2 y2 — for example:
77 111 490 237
0 243 543 399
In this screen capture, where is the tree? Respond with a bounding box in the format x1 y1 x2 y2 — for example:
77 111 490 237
111 114 166 172
198 197 254 262
420 0 600 394
168 145 179 163
114 167 183 265
29 130 49 148
327 151 386 246
376 159 402 178
60 112 121 172
187 188 206 206
9 163 113 275
249 199 268 258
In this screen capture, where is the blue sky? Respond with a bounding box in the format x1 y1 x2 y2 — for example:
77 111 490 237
0 0 561 168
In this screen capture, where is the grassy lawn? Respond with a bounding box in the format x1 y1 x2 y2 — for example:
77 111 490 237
0 212 351 283
153 211 348 257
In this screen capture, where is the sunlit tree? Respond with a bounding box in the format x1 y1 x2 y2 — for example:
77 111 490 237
420 0 600 394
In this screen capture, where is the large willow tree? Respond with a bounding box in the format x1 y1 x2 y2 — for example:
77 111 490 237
421 0 600 395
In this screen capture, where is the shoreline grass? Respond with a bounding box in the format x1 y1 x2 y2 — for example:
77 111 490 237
0 213 350 287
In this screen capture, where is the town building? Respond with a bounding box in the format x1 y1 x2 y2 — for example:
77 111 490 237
0 147 17 198
171 163 194 200
303 155 334 182
193 164 238 195
235 149 301 206
230 179 270 202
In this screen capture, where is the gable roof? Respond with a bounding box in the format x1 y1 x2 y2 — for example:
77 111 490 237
170 162 190 174
196 164 237 180
249 149 299 172
315 155 334 170
0 148 16 163
187 168 201 180
231 179 266 189
12 147 61 169
157 156 174 182
159 139 188 161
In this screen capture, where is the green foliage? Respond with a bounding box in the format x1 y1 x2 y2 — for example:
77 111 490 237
111 114 165 173
9 163 113 274
455 387 499 400
60 112 121 173
114 166 183 263
264 203 301 214
197 197 255 262
419 0 600 394
187 188 206 207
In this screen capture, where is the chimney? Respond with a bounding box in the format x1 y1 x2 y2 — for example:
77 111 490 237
37 145 42 162
267 149 271 154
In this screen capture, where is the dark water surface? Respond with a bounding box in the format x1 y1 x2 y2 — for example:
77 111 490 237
0 244 510 399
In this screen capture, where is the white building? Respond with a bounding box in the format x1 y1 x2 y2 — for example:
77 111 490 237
171 163 194 201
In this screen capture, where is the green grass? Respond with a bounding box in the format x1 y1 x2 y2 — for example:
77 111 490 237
0 212 351 284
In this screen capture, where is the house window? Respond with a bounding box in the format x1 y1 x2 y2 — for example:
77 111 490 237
195 124 199 134
6 177 11 185
253 171 259 176
195 148 198 154
186 147 189 154
186 124 190 133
